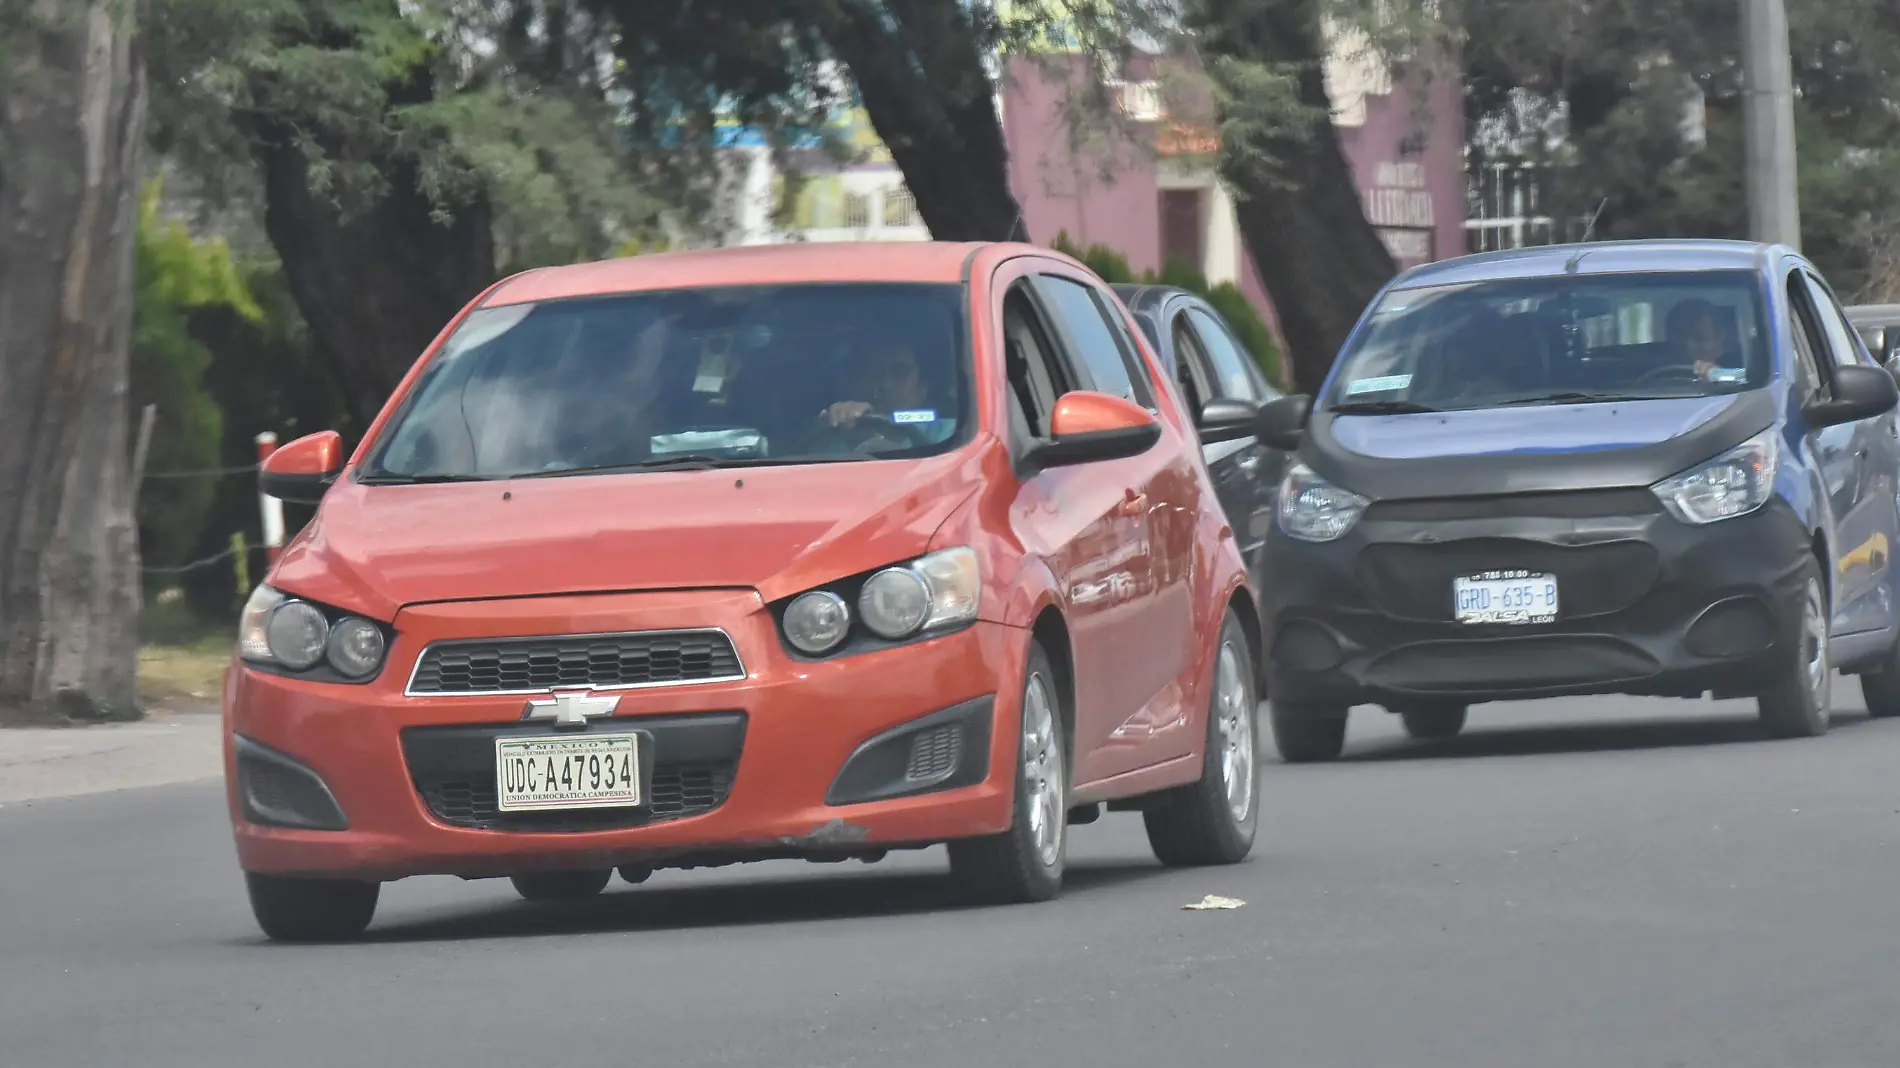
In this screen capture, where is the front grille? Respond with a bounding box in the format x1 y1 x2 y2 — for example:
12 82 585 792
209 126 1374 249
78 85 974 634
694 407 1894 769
408 629 744 695
1365 635 1660 692
1365 488 1661 523
1356 538 1660 622
401 712 746 833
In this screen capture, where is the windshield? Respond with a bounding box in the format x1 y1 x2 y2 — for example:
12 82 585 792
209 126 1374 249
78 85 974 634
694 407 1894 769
365 282 970 481
1325 270 1769 413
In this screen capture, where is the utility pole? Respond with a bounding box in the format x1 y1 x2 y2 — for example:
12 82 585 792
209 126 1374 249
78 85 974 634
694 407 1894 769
1740 0 1801 249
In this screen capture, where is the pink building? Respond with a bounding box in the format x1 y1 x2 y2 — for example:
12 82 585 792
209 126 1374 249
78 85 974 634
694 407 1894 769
997 50 1468 335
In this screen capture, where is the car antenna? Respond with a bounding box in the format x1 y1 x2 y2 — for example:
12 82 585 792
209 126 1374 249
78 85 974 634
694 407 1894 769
1566 198 1611 274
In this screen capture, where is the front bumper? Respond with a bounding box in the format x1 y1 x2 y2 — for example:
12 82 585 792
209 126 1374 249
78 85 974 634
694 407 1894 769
224 588 1024 881
1260 492 1814 707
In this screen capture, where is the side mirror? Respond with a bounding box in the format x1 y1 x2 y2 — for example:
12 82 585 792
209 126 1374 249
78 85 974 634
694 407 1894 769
259 431 344 504
1026 391 1162 472
1255 394 1312 452
1806 364 1899 430
1197 398 1260 445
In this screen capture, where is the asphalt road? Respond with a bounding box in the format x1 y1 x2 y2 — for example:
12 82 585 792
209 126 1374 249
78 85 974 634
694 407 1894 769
8 684 1900 1068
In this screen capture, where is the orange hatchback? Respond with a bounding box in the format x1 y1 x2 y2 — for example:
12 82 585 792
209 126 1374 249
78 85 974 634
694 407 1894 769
226 242 1265 940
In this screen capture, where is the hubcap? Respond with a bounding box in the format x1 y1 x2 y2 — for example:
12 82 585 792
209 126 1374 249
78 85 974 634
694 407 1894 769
1021 672 1065 868
1804 578 1830 718
1214 640 1256 823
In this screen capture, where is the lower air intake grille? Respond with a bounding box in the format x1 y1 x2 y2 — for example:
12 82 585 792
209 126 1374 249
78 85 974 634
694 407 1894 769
904 724 963 783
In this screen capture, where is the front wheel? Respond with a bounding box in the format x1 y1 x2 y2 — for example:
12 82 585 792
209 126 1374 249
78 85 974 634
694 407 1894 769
1143 611 1259 866
1858 627 1900 718
1269 701 1348 763
1758 563 1831 738
948 642 1067 903
244 872 379 942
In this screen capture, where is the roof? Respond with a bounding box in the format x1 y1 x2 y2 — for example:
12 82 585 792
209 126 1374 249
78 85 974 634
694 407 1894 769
1392 239 1780 290
484 242 991 306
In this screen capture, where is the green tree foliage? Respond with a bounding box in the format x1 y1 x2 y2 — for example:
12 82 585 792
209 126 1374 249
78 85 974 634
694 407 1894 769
149 0 660 273
130 181 264 572
1462 0 1900 298
1050 230 1287 389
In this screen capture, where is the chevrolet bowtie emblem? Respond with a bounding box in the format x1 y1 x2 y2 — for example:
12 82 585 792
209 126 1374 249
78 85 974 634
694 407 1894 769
523 691 621 727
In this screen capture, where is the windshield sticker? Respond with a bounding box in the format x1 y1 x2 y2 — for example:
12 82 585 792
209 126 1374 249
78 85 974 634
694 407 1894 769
1345 374 1412 395
891 409 936 424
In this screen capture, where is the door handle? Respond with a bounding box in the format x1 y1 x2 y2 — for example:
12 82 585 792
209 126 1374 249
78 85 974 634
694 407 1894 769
1236 453 1260 473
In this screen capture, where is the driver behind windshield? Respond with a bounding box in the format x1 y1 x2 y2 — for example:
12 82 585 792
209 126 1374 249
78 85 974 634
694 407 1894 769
818 339 955 447
1665 298 1736 381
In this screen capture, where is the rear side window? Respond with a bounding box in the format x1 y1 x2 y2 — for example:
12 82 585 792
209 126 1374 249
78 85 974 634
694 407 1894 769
1184 307 1262 402
1032 275 1156 409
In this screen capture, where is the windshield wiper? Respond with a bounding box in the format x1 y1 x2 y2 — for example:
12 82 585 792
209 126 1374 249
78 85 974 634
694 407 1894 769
1329 400 1441 415
509 454 857 479
1490 391 1628 407
357 472 492 485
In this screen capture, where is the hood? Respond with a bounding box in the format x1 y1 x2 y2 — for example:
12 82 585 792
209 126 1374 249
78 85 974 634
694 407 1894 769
268 453 983 620
1304 389 1781 502
1328 395 1739 461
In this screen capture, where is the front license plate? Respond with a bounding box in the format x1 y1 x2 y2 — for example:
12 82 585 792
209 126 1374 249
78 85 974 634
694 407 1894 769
1453 571 1559 625
495 734 641 812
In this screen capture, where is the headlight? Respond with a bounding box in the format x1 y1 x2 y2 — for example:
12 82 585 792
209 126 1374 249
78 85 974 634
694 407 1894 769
1276 463 1370 542
239 584 285 661
913 546 981 630
266 601 330 670
860 568 931 639
326 617 387 678
779 547 982 655
784 591 851 654
237 583 390 678
1651 428 1779 524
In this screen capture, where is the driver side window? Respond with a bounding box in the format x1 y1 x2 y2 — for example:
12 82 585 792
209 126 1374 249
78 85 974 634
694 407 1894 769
1003 285 1074 440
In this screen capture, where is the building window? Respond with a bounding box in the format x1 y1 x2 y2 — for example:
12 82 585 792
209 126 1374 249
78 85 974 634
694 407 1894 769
1114 80 1164 123
883 186 918 228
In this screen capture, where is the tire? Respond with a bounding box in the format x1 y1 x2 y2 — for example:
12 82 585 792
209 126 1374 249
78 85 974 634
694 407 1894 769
244 872 379 942
1858 629 1900 718
1398 703 1468 741
1143 611 1259 867
1758 561 1831 738
510 869 613 901
1269 700 1348 763
618 865 654 885
948 641 1067 904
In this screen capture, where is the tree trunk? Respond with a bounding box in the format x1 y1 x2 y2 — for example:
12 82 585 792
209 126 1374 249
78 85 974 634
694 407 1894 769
820 0 1028 243
0 1 149 724
249 119 498 427
1193 0 1398 394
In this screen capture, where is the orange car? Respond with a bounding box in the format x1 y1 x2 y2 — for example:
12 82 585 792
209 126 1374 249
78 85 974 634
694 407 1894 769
226 242 1266 941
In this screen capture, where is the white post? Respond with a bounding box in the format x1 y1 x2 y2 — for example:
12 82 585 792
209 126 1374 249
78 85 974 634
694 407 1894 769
255 431 284 564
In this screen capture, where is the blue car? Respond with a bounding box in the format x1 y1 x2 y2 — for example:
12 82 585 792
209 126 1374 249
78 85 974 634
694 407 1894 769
1250 239 1900 761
